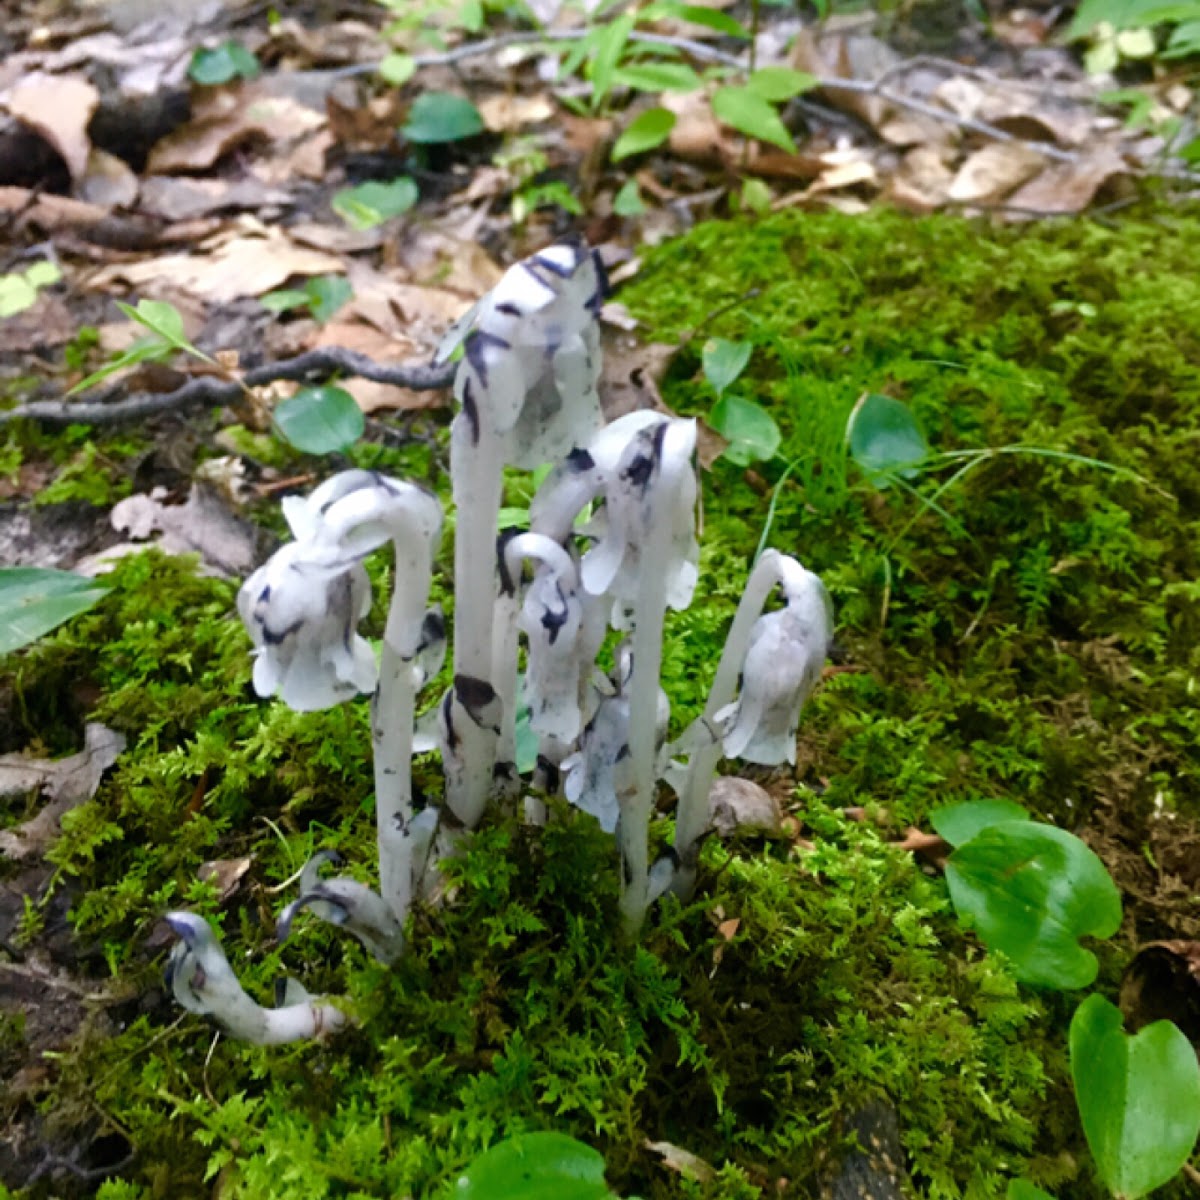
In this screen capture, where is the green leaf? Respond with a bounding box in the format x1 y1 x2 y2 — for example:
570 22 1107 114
641 1 749 37
260 288 312 314
66 335 174 396
402 93 484 143
701 338 752 396
23 261 62 289
945 821 1122 988
452 1132 614 1199
0 568 109 656
274 386 364 454
845 392 930 486
587 12 637 106
189 42 260 86
931 800 1031 848
1007 1183 1056 1200
304 276 352 324
332 178 419 230
1070 995 1200 1198
711 86 795 153
612 62 702 93
612 178 646 216
746 67 817 102
611 107 676 160
0 275 38 319
378 52 417 85
710 395 782 466
117 298 186 348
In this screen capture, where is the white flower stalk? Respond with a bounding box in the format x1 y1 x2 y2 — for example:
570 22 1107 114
442 241 605 827
672 551 833 899
236 470 442 960
164 912 346 1045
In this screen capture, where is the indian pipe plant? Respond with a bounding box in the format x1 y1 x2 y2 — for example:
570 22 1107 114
163 239 833 1043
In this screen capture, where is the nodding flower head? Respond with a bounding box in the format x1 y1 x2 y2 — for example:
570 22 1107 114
238 471 442 712
719 557 833 766
444 240 606 469
577 412 699 619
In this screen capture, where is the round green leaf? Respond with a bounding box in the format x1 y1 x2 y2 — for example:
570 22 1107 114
845 392 930 486
611 107 676 161
0 568 109 656
274 386 364 454
452 1132 613 1200
1007 1182 1056 1200
701 338 752 397
378 52 416 86
945 821 1122 988
709 395 782 467
403 93 484 143
931 799 1031 848
1070 994 1200 1199
711 86 795 154
332 178 419 230
304 275 352 324
189 42 260 86
612 178 645 216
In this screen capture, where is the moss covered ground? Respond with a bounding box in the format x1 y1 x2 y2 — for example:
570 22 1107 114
2 206 1199 1199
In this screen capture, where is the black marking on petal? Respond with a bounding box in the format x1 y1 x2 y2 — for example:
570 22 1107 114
615 743 631 762
496 528 523 596
651 419 669 462
532 249 576 279
540 583 570 645
454 673 497 720
419 608 446 650
622 451 655 493
261 617 304 646
519 260 557 294
382 767 397 776
493 761 515 782
274 977 289 1007
461 377 480 445
590 248 610 301
260 584 272 602
621 854 634 887
495 301 523 317
441 690 459 752
536 755 560 793
465 330 512 390
566 447 594 472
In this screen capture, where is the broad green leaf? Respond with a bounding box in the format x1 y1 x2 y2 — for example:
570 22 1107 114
1066 0 1184 37
710 395 782 466
274 386 364 454
612 62 702 92
945 821 1122 988
304 276 352 324
931 800 1031 848
587 12 637 106
711 86 795 153
402 93 484 142
612 178 645 216
845 392 930 486
641 1 748 36
189 42 260 86
611 107 676 160
260 288 312 314
701 338 752 396
0 568 109 656
452 1132 614 1199
1165 16 1200 55
332 177 419 230
746 67 817 102
378 52 416 85
1070 995 1200 1199
1007 1183 1055 1200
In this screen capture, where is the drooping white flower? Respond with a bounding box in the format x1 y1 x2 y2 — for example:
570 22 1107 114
717 559 833 766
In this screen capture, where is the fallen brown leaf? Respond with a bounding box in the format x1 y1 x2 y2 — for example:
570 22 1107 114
79 147 139 209
643 1142 716 1184
2 72 98 181
947 141 1046 205
0 724 125 861
478 93 555 133
1005 149 1130 215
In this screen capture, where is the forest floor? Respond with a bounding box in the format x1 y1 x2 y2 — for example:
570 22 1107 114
1 0 1200 1197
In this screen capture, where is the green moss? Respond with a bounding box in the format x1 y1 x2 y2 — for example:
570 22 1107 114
5 207 1200 1199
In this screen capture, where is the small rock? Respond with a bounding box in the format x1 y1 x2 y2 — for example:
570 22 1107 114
709 776 783 839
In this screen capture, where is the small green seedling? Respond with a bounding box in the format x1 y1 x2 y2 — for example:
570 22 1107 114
0 260 61 319
261 275 353 324
273 385 364 455
702 339 782 467
189 41 260 85
331 178 419 230
1070 994 1200 1198
403 92 484 143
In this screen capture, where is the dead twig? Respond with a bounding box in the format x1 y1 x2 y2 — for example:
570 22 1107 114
1 348 456 428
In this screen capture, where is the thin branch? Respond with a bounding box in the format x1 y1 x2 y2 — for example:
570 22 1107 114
1 348 456 428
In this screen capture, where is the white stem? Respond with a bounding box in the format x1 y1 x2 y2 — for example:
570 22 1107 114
672 550 788 896
618 503 676 939
447 417 506 826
